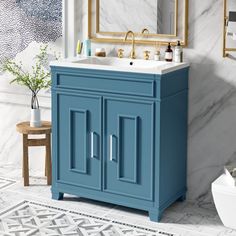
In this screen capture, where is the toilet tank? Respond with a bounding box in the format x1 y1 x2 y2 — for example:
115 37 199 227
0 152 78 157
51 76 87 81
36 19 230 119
212 174 236 230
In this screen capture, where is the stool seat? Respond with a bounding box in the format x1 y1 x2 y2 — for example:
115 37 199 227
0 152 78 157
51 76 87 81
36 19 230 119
16 121 51 135
16 121 52 186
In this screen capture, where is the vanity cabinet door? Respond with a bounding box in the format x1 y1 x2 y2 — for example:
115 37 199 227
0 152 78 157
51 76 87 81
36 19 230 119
57 93 102 190
103 98 154 201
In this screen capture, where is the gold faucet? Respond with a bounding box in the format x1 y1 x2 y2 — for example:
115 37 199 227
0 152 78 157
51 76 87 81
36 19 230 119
141 28 150 60
141 28 149 35
124 30 136 59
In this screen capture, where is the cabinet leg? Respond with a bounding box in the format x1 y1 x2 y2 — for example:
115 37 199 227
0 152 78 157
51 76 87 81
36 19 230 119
178 193 186 202
52 192 64 200
23 134 29 186
46 134 52 185
149 210 162 222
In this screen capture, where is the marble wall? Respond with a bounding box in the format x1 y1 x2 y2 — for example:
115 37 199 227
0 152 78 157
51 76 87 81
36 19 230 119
0 1 62 172
99 0 175 35
1 0 236 203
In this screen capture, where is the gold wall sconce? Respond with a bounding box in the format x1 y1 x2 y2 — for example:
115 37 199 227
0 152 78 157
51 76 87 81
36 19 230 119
223 0 236 57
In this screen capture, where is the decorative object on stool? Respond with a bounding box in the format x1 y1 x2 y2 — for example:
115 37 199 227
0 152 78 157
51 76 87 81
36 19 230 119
30 108 41 128
3 45 52 128
16 121 52 186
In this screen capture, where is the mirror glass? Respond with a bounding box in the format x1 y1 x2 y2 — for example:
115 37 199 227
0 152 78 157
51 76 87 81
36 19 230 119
98 0 177 35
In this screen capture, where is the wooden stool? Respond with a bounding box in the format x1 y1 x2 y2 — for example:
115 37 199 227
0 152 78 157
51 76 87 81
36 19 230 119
16 121 52 186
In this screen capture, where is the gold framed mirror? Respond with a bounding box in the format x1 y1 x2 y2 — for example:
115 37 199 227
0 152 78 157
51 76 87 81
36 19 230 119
223 0 236 57
88 0 189 46
96 0 178 37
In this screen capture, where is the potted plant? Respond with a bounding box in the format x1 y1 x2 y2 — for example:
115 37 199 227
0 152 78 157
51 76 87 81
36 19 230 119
3 45 51 127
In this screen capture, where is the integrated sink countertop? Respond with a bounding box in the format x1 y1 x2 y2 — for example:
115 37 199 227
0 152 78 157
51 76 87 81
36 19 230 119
50 56 189 75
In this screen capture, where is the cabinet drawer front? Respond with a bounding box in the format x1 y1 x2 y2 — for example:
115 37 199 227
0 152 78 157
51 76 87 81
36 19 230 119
56 93 102 190
103 98 154 201
56 73 155 97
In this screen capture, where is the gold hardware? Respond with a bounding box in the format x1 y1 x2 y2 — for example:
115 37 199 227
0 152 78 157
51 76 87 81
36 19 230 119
142 29 150 60
141 28 150 35
124 31 136 59
143 50 150 60
88 0 189 46
222 0 235 57
117 49 124 58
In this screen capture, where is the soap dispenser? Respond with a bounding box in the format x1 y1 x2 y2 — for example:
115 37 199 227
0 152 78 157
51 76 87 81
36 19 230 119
174 40 183 63
165 43 173 62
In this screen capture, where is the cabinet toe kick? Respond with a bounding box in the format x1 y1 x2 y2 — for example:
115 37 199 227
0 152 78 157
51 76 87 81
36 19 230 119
149 209 163 222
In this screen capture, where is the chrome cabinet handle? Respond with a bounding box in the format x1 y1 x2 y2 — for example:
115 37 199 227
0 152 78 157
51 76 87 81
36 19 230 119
91 132 95 158
109 135 117 161
110 135 113 161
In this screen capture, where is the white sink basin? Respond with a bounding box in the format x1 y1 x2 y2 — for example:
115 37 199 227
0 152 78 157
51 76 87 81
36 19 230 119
51 56 189 75
71 57 168 69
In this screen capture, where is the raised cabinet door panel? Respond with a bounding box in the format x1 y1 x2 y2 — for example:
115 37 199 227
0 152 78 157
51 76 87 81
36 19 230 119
57 93 101 190
104 98 155 201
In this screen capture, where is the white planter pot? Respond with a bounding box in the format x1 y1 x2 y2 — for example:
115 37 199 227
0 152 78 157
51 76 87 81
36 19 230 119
30 109 42 128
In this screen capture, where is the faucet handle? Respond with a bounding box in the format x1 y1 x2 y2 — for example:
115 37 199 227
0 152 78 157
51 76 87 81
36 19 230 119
143 50 150 60
117 49 124 58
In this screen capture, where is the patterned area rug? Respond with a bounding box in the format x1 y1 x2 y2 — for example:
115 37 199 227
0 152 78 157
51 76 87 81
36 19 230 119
0 200 174 236
0 177 15 190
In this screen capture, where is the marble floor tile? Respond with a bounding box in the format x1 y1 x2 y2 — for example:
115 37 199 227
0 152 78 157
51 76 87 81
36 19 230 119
0 165 235 236
0 177 15 190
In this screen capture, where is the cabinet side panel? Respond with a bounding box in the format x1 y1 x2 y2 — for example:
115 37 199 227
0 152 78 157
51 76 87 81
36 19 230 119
160 68 189 98
51 70 59 192
159 91 188 206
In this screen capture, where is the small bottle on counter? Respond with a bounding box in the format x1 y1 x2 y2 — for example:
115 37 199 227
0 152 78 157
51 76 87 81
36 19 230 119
83 39 91 56
154 50 161 61
154 42 161 61
174 40 183 63
165 43 173 62
95 48 106 57
76 40 83 57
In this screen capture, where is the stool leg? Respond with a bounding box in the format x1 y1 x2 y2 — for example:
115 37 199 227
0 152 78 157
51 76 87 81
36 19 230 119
46 134 52 185
23 134 29 186
45 143 48 177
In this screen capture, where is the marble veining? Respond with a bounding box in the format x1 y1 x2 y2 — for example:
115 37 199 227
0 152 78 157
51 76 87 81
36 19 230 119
0 0 236 206
92 0 182 42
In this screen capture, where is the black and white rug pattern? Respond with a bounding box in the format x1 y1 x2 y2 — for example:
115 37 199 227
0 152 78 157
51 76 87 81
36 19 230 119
0 200 174 236
0 177 16 191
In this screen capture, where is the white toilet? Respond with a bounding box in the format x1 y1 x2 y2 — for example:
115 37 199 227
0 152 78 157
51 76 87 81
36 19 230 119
212 174 236 230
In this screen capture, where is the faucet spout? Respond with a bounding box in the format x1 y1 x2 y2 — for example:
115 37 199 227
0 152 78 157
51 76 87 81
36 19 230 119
124 30 136 59
141 28 149 35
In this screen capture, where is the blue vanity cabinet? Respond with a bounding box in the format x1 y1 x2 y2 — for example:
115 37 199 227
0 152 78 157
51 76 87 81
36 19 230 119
51 66 189 222
103 98 154 201
55 92 102 190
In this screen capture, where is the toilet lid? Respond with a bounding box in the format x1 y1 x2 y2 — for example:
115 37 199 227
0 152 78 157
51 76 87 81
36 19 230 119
212 174 236 195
